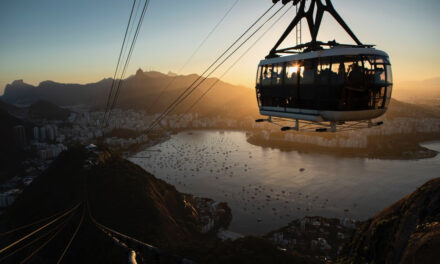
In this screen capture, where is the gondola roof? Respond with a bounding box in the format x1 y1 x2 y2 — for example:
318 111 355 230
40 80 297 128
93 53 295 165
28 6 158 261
259 47 390 66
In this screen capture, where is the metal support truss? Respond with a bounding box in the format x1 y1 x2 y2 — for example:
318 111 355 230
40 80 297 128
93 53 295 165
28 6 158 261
268 0 364 57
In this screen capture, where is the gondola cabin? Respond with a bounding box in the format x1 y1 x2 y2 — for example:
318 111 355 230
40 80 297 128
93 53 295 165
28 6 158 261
256 47 393 122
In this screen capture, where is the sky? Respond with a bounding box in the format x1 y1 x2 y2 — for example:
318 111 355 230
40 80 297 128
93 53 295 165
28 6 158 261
0 0 439 95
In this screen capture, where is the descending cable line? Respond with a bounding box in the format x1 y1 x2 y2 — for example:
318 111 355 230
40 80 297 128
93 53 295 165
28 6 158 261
0 215 69 263
107 0 150 117
56 205 86 264
175 4 288 115
180 0 240 72
102 0 138 126
19 208 77 264
145 4 285 133
145 3 278 132
104 0 143 126
103 0 141 123
86 198 154 249
85 197 194 263
0 203 81 255
0 207 70 237
145 0 240 114
106 0 151 126
183 5 294 115
144 3 278 133
119 0 142 77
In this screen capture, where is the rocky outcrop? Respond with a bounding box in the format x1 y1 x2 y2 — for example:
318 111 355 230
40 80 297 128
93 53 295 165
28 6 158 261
340 178 440 264
28 100 71 120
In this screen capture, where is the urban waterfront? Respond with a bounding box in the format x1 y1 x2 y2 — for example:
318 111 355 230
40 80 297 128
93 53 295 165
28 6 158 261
130 131 440 235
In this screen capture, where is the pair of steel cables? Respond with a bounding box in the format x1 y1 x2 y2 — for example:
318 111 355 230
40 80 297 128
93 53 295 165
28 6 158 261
102 0 292 134
143 2 292 134
102 0 151 127
0 203 85 263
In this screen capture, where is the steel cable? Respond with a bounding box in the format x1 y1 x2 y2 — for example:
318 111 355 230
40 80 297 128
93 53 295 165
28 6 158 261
144 3 278 133
102 0 139 126
182 5 294 115
145 4 285 133
0 203 81 255
0 206 73 237
0 219 67 263
56 205 86 264
19 207 77 264
145 0 240 114
106 0 151 126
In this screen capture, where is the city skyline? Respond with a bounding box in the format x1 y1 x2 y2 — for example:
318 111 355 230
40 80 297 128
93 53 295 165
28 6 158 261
1 0 439 95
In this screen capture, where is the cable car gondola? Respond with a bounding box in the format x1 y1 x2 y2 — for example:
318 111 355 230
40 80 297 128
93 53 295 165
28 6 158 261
255 0 393 132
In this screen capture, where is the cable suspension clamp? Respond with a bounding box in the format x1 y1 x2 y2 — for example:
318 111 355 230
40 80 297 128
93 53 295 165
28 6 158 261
267 0 364 58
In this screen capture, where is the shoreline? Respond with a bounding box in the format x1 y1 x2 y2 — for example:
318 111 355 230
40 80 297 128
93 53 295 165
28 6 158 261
246 132 440 160
121 130 440 238
126 129 439 161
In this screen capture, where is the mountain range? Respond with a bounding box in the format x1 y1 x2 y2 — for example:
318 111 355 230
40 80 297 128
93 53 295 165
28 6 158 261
3 70 440 122
1 70 257 119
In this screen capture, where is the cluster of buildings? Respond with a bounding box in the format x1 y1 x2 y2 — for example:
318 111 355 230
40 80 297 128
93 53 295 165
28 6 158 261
29 124 68 160
283 133 368 148
33 124 63 143
188 197 231 234
0 159 51 209
63 109 263 151
33 143 68 160
267 216 358 260
255 116 440 149
0 189 21 208
103 135 149 149
374 117 440 135
13 125 27 149
11 123 68 160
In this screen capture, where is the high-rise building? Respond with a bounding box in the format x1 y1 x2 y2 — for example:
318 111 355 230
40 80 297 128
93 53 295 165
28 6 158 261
53 125 59 137
33 127 39 140
13 125 27 149
39 127 46 142
46 125 55 142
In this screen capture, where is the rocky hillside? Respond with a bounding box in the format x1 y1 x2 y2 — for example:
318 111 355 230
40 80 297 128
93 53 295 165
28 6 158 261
1 147 312 263
0 108 33 183
3 146 439 263
2 79 113 106
2 147 207 262
28 100 71 120
339 178 440 264
2 70 257 118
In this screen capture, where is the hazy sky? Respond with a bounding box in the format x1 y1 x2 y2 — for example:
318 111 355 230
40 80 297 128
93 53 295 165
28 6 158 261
0 0 439 95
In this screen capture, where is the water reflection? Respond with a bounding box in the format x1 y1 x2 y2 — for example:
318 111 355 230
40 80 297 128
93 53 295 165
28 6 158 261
130 132 439 235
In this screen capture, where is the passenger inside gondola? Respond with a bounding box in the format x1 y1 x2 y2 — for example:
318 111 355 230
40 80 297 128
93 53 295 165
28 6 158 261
347 62 365 91
256 55 392 112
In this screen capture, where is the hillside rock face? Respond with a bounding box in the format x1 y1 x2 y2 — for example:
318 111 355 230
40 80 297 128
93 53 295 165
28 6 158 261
341 178 440 264
2 79 112 106
2 148 317 263
87 154 203 249
2 71 257 118
2 80 37 104
0 108 33 182
28 100 71 120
